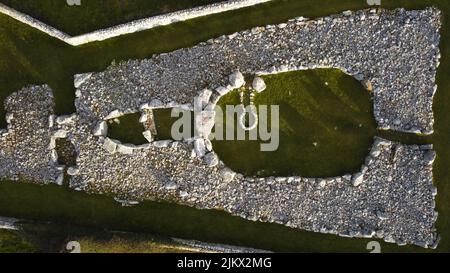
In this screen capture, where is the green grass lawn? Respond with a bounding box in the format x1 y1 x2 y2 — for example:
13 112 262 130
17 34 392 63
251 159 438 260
213 69 377 177
0 0 225 35
107 113 147 145
154 108 195 141
1 220 199 253
107 110 193 144
0 229 36 253
0 0 450 252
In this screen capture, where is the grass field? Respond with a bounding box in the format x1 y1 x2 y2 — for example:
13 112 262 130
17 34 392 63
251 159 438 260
213 69 377 177
0 229 36 253
1 221 201 253
107 113 147 145
70 234 196 253
107 109 194 144
1 220 198 253
0 0 450 252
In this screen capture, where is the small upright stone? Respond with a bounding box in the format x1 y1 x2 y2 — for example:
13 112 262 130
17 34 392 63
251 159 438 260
351 172 364 187
252 77 267 93
229 70 245 89
203 152 219 167
93 121 108 136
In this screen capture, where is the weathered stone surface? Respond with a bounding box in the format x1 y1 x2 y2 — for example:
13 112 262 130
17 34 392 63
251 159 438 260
252 77 267 92
56 114 77 125
103 138 117 154
74 73 93 89
67 167 80 176
117 144 134 155
194 138 207 157
104 110 123 120
48 137 56 150
195 89 213 110
55 174 64 186
93 121 108 136
216 86 230 96
142 130 153 143
195 111 215 138
204 152 219 167
150 99 163 108
153 140 172 148
139 113 148 123
229 70 245 89
221 168 236 183
53 129 68 139
351 172 364 187
165 181 178 190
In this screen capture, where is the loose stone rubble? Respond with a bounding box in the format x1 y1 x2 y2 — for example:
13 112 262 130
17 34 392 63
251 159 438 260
0 85 63 184
43 108 443 248
76 7 441 134
0 8 442 249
